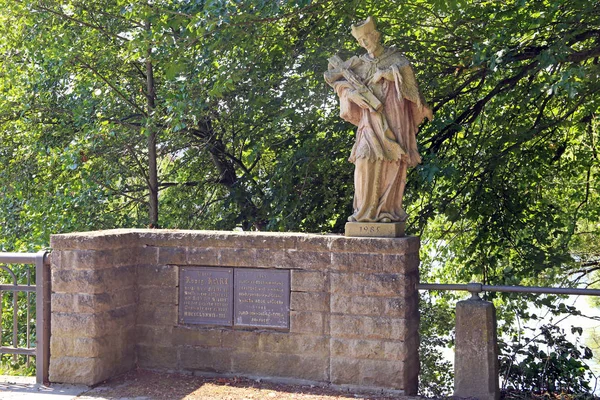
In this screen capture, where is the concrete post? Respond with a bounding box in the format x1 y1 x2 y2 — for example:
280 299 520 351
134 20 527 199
454 297 500 400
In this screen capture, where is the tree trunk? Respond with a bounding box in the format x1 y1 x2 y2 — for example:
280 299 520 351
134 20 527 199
146 20 159 228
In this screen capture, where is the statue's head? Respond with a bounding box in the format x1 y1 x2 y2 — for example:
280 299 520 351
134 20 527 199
351 17 382 54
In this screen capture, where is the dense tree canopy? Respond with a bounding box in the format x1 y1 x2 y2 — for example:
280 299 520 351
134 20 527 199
0 0 599 393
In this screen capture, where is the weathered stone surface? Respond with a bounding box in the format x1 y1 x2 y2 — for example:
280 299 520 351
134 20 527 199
232 352 329 382
357 358 404 389
290 291 329 312
331 294 383 315
219 247 258 267
56 247 156 270
221 330 260 351
454 299 500 400
331 336 418 362
137 303 177 326
381 253 420 274
330 315 416 340
51 229 141 251
290 270 329 292
179 347 233 372
345 222 405 238
186 247 220 266
138 286 177 305
330 357 360 384
290 311 325 334
259 333 328 355
172 326 222 347
158 246 186 265
331 252 385 272
49 356 111 385
136 325 173 347
50 336 107 358
52 306 136 338
331 272 417 297
137 265 177 287
254 248 287 268
329 235 419 255
52 266 137 294
137 344 178 369
284 250 331 270
48 229 420 392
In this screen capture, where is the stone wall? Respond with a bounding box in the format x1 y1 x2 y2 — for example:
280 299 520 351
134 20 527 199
49 229 420 393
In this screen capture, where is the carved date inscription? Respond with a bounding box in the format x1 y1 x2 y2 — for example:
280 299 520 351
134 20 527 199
179 267 233 326
234 268 290 329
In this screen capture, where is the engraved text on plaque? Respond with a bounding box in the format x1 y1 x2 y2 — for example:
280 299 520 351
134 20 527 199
179 267 233 326
234 268 290 329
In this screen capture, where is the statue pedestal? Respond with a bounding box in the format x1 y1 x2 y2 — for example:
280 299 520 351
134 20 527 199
345 222 405 238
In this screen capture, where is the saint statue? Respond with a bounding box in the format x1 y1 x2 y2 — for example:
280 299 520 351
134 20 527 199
324 17 432 228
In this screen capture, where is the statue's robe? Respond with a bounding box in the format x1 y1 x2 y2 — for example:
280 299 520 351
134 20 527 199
326 47 429 222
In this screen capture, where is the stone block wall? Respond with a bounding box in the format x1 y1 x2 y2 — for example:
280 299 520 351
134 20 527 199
50 229 420 393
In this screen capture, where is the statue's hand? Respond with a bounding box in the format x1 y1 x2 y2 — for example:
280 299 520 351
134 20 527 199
348 89 374 110
369 69 395 85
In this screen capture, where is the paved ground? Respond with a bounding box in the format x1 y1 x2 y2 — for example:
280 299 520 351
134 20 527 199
0 376 88 399
0 371 419 400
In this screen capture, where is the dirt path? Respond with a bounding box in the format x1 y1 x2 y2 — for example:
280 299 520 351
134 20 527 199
78 370 418 400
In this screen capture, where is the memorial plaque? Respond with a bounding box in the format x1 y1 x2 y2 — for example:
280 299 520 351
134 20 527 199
179 267 233 326
234 268 290 329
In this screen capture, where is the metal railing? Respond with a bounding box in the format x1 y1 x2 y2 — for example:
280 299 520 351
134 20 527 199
0 251 50 384
417 282 600 298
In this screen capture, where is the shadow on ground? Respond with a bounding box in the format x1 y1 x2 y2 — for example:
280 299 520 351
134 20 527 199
78 369 419 400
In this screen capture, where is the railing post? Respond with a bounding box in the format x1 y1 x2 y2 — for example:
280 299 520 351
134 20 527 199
454 294 500 400
35 251 50 384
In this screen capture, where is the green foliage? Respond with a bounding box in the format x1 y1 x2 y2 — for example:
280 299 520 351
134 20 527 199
500 324 595 394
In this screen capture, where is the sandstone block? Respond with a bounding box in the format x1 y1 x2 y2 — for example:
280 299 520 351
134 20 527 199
329 235 420 255
357 358 404 389
137 344 178 370
294 235 336 252
50 336 107 358
52 311 122 338
172 326 222 347
330 315 415 340
158 246 186 265
52 266 136 294
381 253 420 274
290 270 329 292
137 303 177 326
454 299 500 400
330 357 360 384
331 252 384 272
254 248 286 268
222 330 259 351
57 247 155 270
179 347 233 372
185 247 219 265
136 325 173 347
330 338 417 362
137 265 177 287
284 250 331 270
290 291 329 312
50 229 140 251
290 311 324 334
218 247 257 267
49 356 101 385
330 272 416 297
259 332 327 355
345 222 405 238
232 352 328 382
331 294 383 315
138 286 177 305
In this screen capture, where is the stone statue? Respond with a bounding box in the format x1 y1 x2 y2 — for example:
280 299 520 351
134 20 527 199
324 17 432 233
